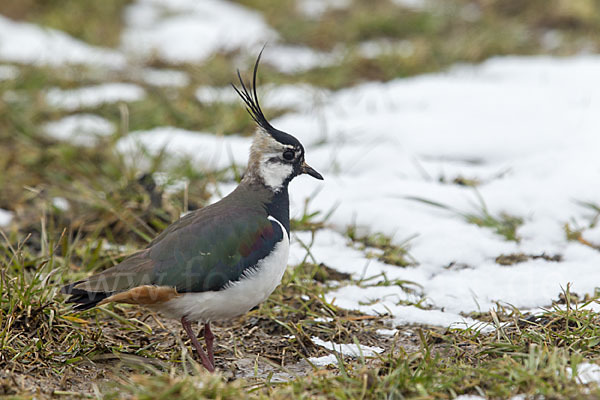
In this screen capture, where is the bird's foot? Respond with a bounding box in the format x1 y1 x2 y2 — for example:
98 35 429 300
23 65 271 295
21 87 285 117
181 316 215 372
204 322 215 366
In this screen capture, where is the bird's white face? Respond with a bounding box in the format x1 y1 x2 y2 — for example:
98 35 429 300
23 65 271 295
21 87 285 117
258 151 294 192
253 132 300 192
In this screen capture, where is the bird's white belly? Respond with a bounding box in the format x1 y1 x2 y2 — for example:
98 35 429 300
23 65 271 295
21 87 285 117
153 216 289 322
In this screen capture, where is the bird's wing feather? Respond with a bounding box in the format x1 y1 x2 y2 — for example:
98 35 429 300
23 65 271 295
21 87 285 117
69 250 155 293
66 205 283 296
149 206 283 292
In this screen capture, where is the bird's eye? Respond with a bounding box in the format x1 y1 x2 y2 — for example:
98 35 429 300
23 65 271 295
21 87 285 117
283 150 295 161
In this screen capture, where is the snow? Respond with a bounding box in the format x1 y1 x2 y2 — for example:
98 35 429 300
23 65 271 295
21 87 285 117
261 84 331 111
313 316 334 323
45 83 145 111
376 329 398 336
584 225 600 243
324 281 492 330
152 172 189 194
0 209 13 227
358 39 416 59
308 354 338 366
196 83 330 112
311 337 384 357
0 15 125 67
522 299 600 318
139 68 190 87
568 363 600 385
116 127 252 170
1 0 279 68
52 197 70 212
276 56 600 318
195 87 239 104
296 0 351 18
261 45 342 73
43 114 114 146
121 0 277 63
0 65 18 80
125 55 600 328
391 0 427 10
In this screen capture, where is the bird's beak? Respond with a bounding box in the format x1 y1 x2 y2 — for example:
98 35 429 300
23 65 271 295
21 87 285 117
301 161 323 180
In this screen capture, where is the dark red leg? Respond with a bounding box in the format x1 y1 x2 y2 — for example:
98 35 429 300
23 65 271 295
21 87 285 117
204 322 215 366
181 316 214 372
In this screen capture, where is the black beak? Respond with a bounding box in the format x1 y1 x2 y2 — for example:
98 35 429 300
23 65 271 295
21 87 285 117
301 161 323 180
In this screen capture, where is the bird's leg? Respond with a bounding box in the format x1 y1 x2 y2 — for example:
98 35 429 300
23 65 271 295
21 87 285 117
204 322 215 366
181 316 214 372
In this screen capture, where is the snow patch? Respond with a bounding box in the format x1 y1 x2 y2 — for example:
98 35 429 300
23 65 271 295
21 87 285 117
0 65 18 80
311 337 384 357
52 197 70 212
326 283 489 329
376 329 398 336
45 83 145 111
152 172 189 194
358 39 415 59
43 114 114 146
261 45 342 73
0 209 13 227
568 363 600 385
313 316 334 323
196 83 330 112
308 354 338 366
121 0 277 63
116 127 251 170
296 0 351 18
278 55 600 316
139 68 190 87
391 0 427 10
195 86 238 104
0 15 125 67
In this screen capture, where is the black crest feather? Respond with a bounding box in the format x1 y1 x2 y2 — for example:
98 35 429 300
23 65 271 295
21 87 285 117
232 48 302 148
231 48 273 133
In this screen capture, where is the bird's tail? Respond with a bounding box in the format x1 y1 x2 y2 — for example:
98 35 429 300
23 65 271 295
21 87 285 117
61 281 113 311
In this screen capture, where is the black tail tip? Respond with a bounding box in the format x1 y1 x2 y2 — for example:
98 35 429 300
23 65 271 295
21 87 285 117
61 280 112 311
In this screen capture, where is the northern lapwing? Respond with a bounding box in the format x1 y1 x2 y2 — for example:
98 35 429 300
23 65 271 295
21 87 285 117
61 52 323 372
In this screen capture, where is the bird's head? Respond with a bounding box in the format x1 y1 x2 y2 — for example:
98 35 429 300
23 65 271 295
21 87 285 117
232 52 323 193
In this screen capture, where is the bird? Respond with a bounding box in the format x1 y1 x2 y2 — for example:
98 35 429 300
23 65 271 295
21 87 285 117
61 52 323 372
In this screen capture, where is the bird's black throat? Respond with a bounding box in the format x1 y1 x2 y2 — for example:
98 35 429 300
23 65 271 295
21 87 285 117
265 187 290 235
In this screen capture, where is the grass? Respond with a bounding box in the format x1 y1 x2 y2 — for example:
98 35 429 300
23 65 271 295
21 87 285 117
0 219 389 396
290 195 337 233
406 190 524 242
7 211 594 398
1 0 133 47
0 182 597 395
495 252 562 266
346 226 417 267
7 188 596 398
46 295 600 399
565 201 600 251
2 0 600 397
